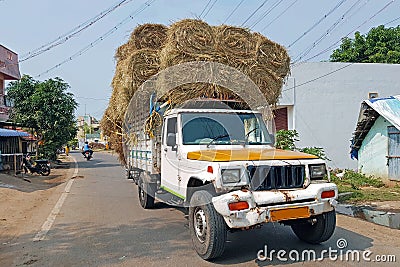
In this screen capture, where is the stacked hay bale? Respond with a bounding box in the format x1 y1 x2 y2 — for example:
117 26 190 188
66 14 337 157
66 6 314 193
101 24 166 161
102 19 290 163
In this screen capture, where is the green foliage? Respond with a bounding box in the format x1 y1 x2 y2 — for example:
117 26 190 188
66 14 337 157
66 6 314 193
275 129 299 150
330 170 389 203
6 75 78 160
298 147 330 161
331 169 385 188
330 25 400 63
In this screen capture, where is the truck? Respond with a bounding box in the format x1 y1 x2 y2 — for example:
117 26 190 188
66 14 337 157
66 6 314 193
125 99 338 260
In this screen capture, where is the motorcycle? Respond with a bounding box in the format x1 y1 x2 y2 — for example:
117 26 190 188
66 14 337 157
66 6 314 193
83 150 93 161
22 154 51 176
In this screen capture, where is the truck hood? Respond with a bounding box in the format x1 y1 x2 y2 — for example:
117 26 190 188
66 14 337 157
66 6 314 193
186 148 318 162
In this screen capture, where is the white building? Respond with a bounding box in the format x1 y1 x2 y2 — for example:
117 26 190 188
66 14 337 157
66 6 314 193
276 62 400 169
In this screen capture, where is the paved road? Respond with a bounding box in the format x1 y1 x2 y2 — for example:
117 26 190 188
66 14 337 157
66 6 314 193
2 151 399 266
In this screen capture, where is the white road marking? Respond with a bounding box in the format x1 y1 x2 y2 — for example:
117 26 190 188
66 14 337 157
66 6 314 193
33 156 79 241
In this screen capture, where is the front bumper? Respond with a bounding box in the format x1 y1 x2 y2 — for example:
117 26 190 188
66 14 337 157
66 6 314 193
212 183 338 228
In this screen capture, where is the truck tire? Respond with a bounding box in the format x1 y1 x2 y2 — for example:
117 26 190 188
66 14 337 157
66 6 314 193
189 190 227 260
291 210 336 244
138 178 155 209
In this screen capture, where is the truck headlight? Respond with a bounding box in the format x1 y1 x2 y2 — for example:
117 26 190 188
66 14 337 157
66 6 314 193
309 164 327 180
221 169 241 184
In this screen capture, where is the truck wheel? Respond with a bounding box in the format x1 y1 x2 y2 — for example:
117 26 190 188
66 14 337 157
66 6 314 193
138 178 155 209
189 190 227 260
291 210 336 244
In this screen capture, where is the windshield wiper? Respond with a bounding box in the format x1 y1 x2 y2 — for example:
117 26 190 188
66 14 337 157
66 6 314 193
207 134 229 147
245 127 259 144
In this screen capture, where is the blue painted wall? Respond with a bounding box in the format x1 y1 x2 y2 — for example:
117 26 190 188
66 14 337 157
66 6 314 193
358 116 391 178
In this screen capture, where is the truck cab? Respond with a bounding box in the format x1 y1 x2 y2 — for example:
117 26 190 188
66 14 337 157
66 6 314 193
128 103 337 260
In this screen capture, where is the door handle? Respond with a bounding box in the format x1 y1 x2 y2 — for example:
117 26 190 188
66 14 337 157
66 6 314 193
164 148 168 152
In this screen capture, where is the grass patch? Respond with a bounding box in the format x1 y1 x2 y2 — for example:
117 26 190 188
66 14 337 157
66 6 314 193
330 170 400 203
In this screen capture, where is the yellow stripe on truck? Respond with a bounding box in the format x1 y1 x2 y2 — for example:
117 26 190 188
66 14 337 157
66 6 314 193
187 148 318 162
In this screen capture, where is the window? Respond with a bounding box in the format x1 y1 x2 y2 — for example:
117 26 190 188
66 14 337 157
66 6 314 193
164 117 177 144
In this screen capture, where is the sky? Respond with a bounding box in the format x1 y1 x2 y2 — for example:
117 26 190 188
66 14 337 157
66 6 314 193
1 0 400 119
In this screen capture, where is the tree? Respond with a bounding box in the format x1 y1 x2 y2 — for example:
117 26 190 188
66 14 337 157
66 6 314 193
330 25 400 63
7 75 78 160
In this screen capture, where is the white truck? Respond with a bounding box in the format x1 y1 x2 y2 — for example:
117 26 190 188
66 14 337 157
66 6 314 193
126 100 337 260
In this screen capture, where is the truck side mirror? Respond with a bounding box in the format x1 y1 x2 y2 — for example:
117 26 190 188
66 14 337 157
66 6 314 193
167 133 177 147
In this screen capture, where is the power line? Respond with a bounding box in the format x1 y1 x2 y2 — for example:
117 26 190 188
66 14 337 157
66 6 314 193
241 0 269 27
260 0 298 32
203 0 218 19
19 0 133 62
282 62 355 92
298 0 394 64
288 0 348 48
249 0 285 29
36 0 156 78
223 0 245 24
384 15 400 25
199 0 213 18
293 0 366 63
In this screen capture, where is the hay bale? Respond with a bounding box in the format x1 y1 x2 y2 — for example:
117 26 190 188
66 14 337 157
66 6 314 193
127 48 160 86
254 33 290 78
130 24 168 50
214 25 256 59
166 19 215 56
247 65 283 106
103 20 292 163
114 42 135 61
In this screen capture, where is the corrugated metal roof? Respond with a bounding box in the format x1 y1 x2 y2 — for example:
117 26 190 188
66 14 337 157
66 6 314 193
365 95 400 130
0 128 29 137
351 95 400 152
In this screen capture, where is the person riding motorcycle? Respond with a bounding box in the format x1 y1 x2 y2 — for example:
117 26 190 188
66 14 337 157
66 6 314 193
81 141 93 158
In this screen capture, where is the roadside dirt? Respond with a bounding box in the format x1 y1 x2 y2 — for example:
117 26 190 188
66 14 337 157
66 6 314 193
0 155 74 246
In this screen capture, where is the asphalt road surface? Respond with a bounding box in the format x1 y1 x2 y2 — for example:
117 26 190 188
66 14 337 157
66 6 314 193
1 151 399 266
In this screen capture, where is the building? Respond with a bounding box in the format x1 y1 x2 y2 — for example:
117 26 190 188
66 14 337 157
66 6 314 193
276 62 400 169
350 96 400 181
0 44 20 122
77 115 102 147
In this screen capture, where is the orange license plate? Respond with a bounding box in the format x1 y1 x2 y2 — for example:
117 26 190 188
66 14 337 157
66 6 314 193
270 206 310 222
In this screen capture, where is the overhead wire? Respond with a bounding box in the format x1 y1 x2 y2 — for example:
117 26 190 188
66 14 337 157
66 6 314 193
297 0 395 64
241 0 269 27
19 0 133 62
260 0 298 32
36 0 156 78
249 0 285 29
199 0 213 18
292 0 366 63
288 0 348 48
223 0 245 24
203 0 218 19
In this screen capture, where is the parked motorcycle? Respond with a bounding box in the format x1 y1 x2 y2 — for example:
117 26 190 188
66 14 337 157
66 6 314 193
22 154 51 176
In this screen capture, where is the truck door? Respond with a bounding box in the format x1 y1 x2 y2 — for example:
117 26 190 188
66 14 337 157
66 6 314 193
161 116 182 197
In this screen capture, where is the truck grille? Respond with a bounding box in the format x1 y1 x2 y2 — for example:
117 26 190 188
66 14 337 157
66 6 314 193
247 165 305 190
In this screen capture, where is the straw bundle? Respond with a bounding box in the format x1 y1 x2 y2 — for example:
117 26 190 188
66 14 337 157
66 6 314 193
214 25 256 60
127 49 160 86
114 42 135 61
255 33 290 78
103 19 291 163
166 19 215 56
130 24 167 50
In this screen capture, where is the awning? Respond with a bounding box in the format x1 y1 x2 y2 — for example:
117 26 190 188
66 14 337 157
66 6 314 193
0 128 29 137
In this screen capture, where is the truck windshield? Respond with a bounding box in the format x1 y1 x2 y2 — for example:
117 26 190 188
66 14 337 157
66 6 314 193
181 112 272 145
